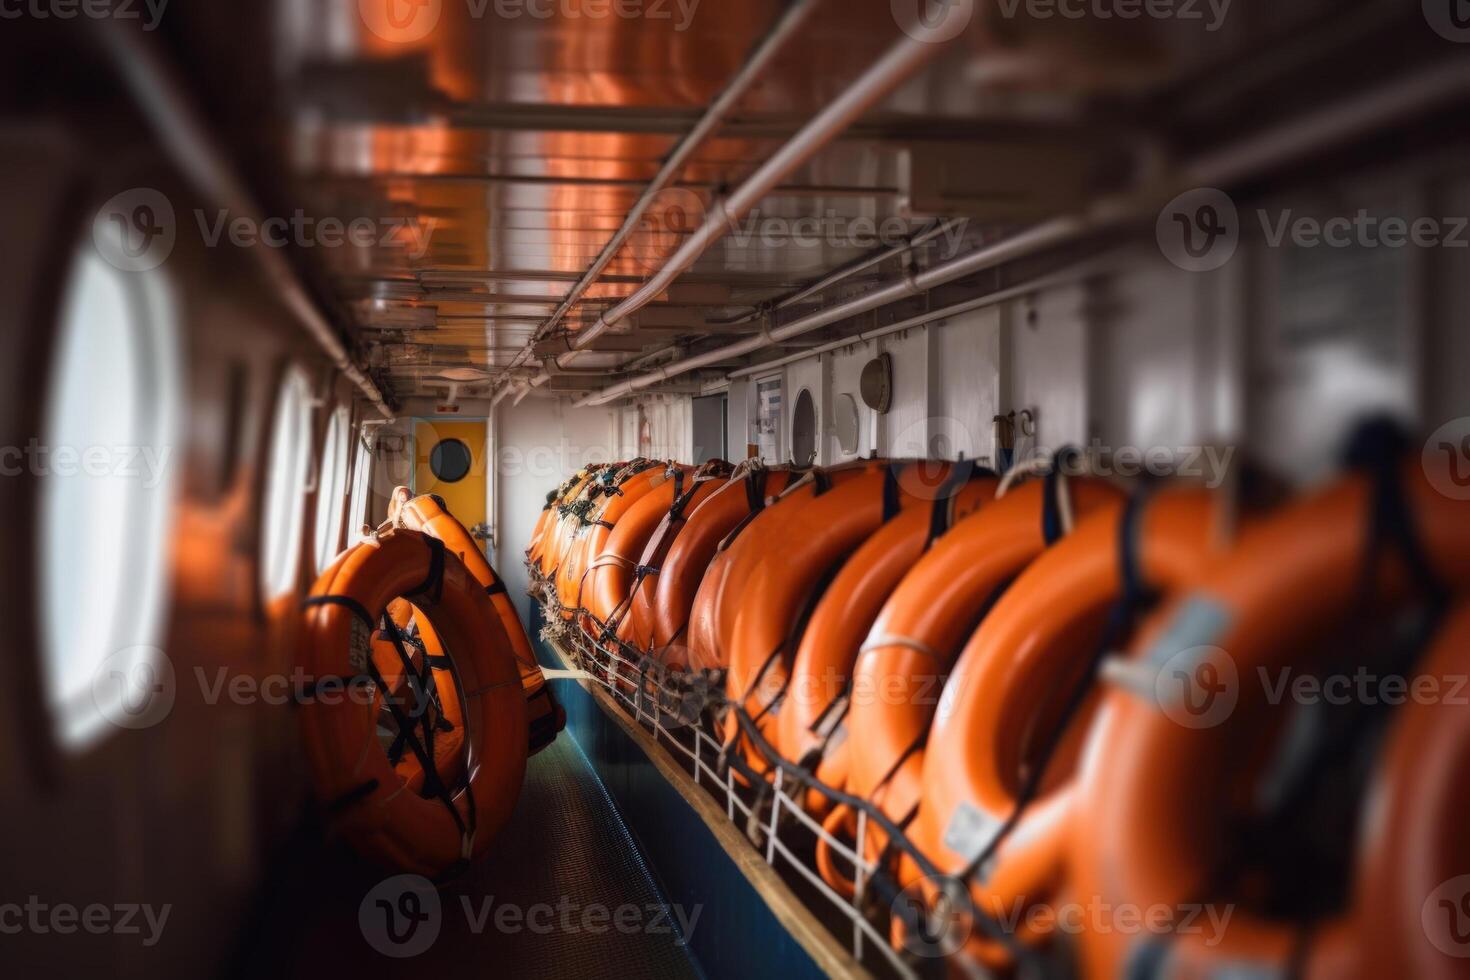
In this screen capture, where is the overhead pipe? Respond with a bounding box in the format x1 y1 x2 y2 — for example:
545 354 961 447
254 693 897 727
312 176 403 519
500 0 822 383
576 57 1470 407
707 217 970 327
89 17 394 418
724 264 1104 379
556 22 959 365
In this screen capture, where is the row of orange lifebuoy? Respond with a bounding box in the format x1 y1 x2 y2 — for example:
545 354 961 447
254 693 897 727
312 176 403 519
525 428 1468 976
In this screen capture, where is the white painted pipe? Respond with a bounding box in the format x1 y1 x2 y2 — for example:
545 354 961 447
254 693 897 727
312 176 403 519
505 0 822 376
576 57 1470 407
561 26 956 362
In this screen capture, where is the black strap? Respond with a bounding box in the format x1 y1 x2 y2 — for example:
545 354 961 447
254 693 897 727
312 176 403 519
1041 446 1078 546
881 464 902 522
927 458 988 543
302 594 376 627
483 581 508 598
325 779 380 814
811 468 832 497
957 487 1156 884
405 536 447 605
1345 418 1448 607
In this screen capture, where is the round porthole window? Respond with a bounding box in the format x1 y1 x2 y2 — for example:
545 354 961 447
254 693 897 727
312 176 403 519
346 427 373 544
260 367 313 600
792 388 817 466
312 406 351 572
39 237 183 749
429 438 473 484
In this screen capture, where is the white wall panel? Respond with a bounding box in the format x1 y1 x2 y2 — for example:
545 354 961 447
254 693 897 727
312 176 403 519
879 329 932 458
934 306 1003 465
1006 282 1090 455
496 396 618 622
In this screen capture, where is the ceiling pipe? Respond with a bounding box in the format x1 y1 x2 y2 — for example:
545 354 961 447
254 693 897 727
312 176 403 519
89 17 394 418
498 0 822 383
726 264 1104 378
707 217 970 327
575 57 1470 408
556 22 959 366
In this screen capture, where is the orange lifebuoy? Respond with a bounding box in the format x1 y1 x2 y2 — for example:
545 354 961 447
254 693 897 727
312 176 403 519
1069 463 1470 979
687 463 876 676
300 528 528 877
723 462 959 780
776 470 999 816
556 461 667 619
913 487 1234 966
617 470 731 652
582 465 697 628
1355 599 1470 979
373 598 465 794
394 492 565 754
535 467 599 579
660 465 798 669
834 477 1121 898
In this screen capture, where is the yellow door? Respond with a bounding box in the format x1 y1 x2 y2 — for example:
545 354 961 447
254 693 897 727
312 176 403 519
413 419 488 541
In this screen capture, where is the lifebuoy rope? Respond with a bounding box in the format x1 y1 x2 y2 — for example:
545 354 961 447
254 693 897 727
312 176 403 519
300 538 482 872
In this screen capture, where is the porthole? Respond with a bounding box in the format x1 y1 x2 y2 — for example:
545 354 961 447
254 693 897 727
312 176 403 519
312 406 350 572
260 367 313 600
38 238 183 749
346 425 373 544
792 388 817 466
429 437 473 484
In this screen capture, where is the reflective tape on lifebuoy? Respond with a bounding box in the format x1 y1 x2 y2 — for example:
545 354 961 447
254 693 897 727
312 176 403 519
300 528 528 877
1069 464 1470 979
